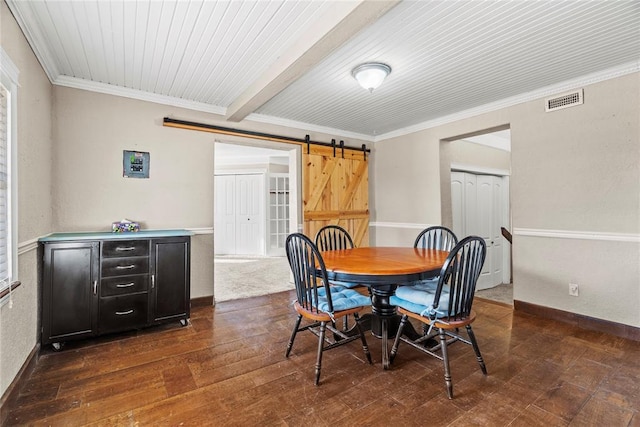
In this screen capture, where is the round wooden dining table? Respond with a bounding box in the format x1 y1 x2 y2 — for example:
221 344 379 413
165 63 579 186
320 246 449 369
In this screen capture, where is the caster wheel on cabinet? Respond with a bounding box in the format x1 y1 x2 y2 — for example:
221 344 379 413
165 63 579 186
51 342 64 351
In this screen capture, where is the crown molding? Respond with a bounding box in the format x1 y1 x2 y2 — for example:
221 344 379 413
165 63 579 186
375 61 640 142
5 1 59 83
47 59 638 145
245 113 375 142
54 76 227 115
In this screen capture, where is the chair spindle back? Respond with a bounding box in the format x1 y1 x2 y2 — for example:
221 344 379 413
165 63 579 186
414 226 458 251
315 225 354 251
285 233 333 314
434 236 486 321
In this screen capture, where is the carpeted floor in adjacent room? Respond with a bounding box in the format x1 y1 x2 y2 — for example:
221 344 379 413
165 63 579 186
214 255 293 302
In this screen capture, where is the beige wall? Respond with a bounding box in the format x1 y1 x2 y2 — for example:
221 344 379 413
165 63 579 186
0 0 54 396
372 73 640 328
52 87 216 299
449 139 511 171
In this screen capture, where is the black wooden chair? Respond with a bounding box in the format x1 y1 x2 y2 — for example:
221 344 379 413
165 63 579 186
315 225 369 330
315 225 368 290
389 236 487 399
285 233 372 385
414 225 458 252
411 226 459 336
410 225 458 290
315 224 354 253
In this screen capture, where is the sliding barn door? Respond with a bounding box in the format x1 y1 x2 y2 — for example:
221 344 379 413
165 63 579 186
303 146 369 247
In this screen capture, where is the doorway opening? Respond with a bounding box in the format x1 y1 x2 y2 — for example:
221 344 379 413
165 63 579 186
213 140 299 303
445 128 513 305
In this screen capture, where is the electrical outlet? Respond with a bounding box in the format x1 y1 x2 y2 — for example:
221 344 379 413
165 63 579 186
569 283 579 297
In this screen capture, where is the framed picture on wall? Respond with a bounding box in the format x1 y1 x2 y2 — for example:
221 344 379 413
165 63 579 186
123 150 150 178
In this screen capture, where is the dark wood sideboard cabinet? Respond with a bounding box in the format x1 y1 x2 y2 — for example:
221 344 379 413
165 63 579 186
39 230 192 350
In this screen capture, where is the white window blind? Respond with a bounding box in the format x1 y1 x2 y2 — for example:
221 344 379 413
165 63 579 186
0 47 18 303
0 84 9 291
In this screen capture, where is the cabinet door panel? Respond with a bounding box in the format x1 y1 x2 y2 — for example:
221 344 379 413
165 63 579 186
42 242 99 344
151 238 190 323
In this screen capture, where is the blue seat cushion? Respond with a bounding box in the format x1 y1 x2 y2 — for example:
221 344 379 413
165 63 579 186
390 282 451 318
328 279 365 289
400 277 439 289
314 285 371 313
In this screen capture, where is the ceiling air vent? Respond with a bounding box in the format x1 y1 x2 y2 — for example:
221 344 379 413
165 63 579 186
545 89 583 112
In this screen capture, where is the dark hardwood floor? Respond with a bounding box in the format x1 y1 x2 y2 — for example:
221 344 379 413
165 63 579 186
4 291 640 426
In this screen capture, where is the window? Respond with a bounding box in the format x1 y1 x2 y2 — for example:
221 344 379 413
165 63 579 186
0 48 19 304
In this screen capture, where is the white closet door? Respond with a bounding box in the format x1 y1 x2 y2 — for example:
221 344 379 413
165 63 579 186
214 175 236 255
490 177 504 287
464 173 478 238
451 172 465 236
476 175 503 289
451 172 505 290
235 174 264 255
214 174 265 256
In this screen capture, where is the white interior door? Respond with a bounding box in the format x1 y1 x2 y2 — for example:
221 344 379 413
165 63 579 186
214 174 264 256
214 175 236 254
235 174 264 255
475 175 503 289
451 172 506 290
451 173 465 235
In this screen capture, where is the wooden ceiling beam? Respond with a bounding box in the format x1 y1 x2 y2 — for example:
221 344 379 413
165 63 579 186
224 0 400 123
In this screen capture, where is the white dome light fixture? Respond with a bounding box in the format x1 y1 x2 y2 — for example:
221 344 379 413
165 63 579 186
352 62 391 93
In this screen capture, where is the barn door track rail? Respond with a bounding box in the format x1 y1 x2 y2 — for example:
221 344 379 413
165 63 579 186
163 117 369 159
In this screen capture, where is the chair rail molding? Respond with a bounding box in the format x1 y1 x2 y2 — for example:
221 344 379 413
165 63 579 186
369 222 434 230
186 227 214 235
18 238 39 255
513 228 640 243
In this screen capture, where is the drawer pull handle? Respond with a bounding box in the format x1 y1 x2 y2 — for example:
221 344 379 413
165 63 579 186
115 247 136 251
116 282 135 288
116 264 136 270
115 309 134 316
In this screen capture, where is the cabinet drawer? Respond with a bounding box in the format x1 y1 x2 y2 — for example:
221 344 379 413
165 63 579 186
102 240 149 258
99 294 148 332
101 275 148 297
101 257 149 277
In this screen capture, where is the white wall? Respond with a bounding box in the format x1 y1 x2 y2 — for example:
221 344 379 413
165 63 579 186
372 73 640 328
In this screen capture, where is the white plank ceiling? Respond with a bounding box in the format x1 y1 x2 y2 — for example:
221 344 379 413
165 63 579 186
6 0 640 139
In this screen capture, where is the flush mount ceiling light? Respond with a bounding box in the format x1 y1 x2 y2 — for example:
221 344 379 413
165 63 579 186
352 62 391 93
